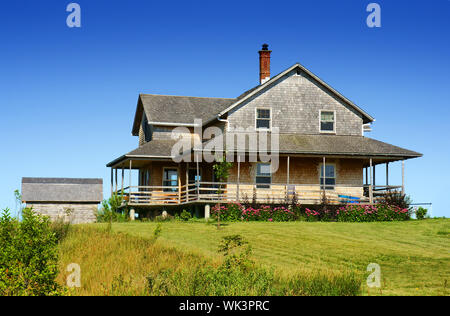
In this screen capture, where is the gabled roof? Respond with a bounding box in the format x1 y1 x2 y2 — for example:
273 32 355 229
132 95 235 136
132 63 374 134
216 63 374 124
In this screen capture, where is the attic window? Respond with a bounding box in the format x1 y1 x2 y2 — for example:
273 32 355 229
256 108 271 130
320 111 335 133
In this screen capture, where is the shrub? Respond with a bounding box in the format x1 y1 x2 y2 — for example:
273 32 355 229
0 208 62 296
50 217 71 243
272 206 296 222
379 191 412 209
335 204 410 222
415 207 428 220
212 203 243 221
179 210 192 221
97 194 128 223
210 202 411 223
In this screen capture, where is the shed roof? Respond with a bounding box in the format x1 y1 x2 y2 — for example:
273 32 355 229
22 178 103 203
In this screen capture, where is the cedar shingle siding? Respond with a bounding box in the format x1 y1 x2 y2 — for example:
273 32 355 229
227 70 363 135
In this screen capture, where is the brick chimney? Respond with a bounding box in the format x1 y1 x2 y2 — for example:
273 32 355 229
259 43 271 84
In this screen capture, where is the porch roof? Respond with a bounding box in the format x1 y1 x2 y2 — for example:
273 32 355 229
107 134 422 168
199 134 422 160
106 139 177 168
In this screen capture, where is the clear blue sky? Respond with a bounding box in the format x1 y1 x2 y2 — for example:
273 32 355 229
0 0 449 217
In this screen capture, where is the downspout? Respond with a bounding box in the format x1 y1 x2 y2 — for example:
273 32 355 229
217 114 229 134
217 114 228 124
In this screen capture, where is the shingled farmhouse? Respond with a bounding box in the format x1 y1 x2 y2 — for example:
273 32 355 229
107 45 422 215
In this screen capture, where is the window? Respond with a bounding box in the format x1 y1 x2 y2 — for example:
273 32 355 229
256 163 271 189
320 111 335 133
320 164 336 190
256 108 271 130
188 168 202 184
163 168 178 192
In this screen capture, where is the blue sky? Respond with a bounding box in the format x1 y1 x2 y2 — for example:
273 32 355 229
0 0 449 217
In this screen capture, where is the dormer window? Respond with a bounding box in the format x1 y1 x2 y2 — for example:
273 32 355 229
320 110 335 133
256 108 271 130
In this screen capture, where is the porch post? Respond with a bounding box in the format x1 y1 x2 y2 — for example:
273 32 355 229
110 168 113 197
129 160 132 188
287 156 290 184
386 162 389 187
287 156 290 202
369 158 374 204
322 157 326 199
196 153 200 200
115 168 118 194
373 164 376 189
237 155 240 201
121 168 124 193
402 160 405 195
178 174 182 204
186 162 189 202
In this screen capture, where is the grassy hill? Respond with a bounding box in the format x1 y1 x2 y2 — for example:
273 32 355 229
58 219 449 296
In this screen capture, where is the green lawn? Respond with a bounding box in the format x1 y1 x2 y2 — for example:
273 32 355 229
107 219 449 296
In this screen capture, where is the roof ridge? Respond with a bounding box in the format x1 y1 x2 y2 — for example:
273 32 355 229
140 93 235 100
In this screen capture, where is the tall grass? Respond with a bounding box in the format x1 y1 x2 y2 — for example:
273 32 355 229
111 220 450 295
57 225 361 296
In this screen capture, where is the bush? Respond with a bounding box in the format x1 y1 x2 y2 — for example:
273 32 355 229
415 207 428 220
212 203 243 221
0 208 63 296
179 210 192 221
379 191 412 209
50 217 71 243
210 202 411 223
213 203 296 222
335 204 411 222
97 194 128 223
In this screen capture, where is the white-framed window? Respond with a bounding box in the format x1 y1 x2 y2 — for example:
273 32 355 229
319 164 336 190
255 108 271 130
320 110 335 133
163 168 178 192
256 163 271 189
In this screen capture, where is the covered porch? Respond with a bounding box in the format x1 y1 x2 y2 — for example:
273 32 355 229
107 155 407 207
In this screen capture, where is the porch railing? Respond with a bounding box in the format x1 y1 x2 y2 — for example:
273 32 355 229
115 182 402 206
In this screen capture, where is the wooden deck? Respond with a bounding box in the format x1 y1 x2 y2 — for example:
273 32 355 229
116 182 402 206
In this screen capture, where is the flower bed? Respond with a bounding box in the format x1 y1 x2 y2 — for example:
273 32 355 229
212 203 295 222
336 204 410 222
211 203 411 222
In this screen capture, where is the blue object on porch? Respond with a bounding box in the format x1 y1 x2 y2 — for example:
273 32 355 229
338 195 360 204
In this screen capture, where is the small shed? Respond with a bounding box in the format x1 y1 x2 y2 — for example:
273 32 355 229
22 178 103 224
